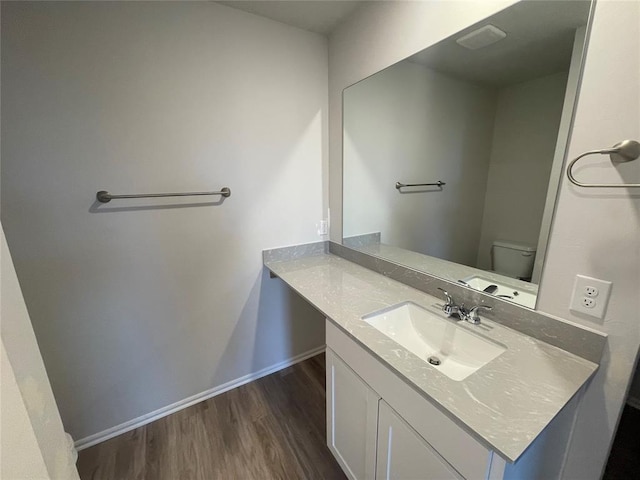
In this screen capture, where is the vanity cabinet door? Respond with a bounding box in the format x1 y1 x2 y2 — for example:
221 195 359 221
327 348 380 480
376 400 462 480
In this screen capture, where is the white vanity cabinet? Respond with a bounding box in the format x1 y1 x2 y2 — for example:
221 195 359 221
326 348 379 480
376 400 462 480
327 349 460 480
326 320 506 480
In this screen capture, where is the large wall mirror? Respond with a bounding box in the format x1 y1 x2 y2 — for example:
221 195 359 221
342 0 592 309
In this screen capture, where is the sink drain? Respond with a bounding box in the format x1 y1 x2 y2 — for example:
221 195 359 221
427 356 441 366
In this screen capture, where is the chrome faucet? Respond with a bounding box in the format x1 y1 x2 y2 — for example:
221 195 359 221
461 305 493 325
437 287 461 318
437 288 492 325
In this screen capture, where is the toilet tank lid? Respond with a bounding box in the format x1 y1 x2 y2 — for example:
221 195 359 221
492 240 536 252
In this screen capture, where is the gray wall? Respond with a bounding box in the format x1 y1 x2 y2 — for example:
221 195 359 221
343 61 497 266
476 71 568 271
1 1 327 442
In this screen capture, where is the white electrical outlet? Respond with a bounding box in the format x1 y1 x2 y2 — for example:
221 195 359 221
570 275 612 319
585 286 599 297
317 219 328 236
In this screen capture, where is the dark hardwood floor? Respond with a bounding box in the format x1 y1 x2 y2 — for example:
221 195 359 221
603 404 640 480
77 353 346 480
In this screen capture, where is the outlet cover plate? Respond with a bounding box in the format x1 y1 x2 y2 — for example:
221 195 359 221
317 220 328 236
570 275 612 319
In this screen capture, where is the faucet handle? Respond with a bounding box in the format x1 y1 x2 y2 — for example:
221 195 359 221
437 287 453 304
468 305 492 324
437 287 458 317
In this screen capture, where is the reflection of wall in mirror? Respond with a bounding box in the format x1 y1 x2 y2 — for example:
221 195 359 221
475 71 568 271
344 61 568 275
343 61 497 267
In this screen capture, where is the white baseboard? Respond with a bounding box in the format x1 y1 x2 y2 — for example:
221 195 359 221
74 345 326 451
626 395 640 411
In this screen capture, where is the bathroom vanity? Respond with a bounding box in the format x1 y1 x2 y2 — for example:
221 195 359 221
326 324 506 480
263 244 604 480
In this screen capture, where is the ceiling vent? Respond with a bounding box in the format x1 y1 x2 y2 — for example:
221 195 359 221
456 24 507 50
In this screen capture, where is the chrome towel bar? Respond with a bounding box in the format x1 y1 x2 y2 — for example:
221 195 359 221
96 187 231 203
396 181 445 190
566 139 640 188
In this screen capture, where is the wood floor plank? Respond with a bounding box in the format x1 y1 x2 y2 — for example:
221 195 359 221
77 353 346 480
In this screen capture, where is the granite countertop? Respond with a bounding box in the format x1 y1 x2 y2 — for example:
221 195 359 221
263 249 599 463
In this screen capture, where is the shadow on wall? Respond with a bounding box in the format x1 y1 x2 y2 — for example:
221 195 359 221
212 268 325 387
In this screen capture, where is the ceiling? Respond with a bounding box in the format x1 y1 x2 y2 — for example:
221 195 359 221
217 1 591 87
408 0 591 88
217 1 366 35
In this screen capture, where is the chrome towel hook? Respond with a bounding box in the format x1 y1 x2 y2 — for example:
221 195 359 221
566 139 640 188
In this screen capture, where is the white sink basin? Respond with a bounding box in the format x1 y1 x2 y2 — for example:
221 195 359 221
462 275 537 309
363 302 506 381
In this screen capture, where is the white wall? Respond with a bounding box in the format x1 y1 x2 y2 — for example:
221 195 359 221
1 338 51 480
1 227 79 479
536 1 640 478
476 71 568 271
343 61 496 266
330 0 639 478
1 1 327 442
